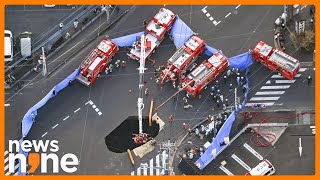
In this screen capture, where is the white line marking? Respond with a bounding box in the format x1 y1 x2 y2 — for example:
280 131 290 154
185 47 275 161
5 104 10 107
89 101 93 105
95 108 99 112
250 97 280 101
131 171 134 176
63 116 70 121
85 100 91 105
299 68 307 72
271 74 301 78
143 164 147 175
137 167 141 176
98 112 102 116
52 124 59 129
209 16 214 21
156 154 160 175
261 85 290 89
225 12 231 18
92 105 96 109
231 154 251 171
310 126 315 128
74 108 80 113
213 20 221 26
243 143 263 160
275 80 296 84
42 132 48 137
235 5 241 9
206 13 211 17
202 9 207 13
255 91 285 95
150 158 153 175
245 102 275 107
219 166 234 175
265 80 271 84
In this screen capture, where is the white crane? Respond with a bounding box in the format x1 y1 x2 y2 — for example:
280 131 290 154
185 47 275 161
133 34 150 144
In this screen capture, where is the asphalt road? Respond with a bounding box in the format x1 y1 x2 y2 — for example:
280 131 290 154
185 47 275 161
5 5 315 175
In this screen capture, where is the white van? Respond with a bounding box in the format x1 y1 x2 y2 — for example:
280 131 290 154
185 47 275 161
19 32 32 58
245 159 276 176
4 30 13 62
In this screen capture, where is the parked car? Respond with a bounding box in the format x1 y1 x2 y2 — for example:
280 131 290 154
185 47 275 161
4 30 13 62
19 31 32 59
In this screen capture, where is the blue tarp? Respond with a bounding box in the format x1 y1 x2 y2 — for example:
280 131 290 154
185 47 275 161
170 16 194 48
195 66 251 170
204 44 219 57
111 31 144 47
19 68 80 175
228 52 253 71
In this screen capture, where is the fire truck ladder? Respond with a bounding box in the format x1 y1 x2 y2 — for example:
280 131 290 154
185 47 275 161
81 48 98 69
133 34 150 144
272 50 296 70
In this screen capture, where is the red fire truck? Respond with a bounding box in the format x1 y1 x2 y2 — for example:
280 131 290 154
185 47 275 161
76 38 118 86
251 41 300 80
161 35 206 87
183 52 229 97
127 8 176 62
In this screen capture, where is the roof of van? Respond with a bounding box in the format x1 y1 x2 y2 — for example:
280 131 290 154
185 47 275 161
20 37 32 57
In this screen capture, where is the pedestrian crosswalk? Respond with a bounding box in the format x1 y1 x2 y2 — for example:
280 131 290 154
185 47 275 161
245 68 307 107
219 143 264 175
131 150 168 176
4 150 20 176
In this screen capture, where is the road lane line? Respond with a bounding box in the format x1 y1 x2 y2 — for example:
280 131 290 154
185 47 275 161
243 143 263 160
271 74 301 78
52 124 59 129
219 166 233 175
275 80 296 84
63 116 70 121
231 154 251 171
256 91 285 95
156 154 160 175
202 9 207 13
225 12 231 18
213 20 221 26
245 102 275 107
265 80 271 84
42 132 48 137
299 68 307 72
250 97 280 101
206 13 211 17
98 112 102 116
150 158 153 175
95 108 99 112
137 167 141 176
92 105 97 109
74 108 81 113
5 104 10 107
209 16 214 21
235 5 241 9
261 85 290 89
85 100 92 105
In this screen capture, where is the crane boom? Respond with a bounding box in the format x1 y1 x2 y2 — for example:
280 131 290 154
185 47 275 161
138 35 146 135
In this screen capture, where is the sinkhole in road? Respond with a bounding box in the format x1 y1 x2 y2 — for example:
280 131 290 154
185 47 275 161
104 116 159 153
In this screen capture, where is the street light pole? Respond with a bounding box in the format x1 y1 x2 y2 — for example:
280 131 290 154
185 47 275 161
41 47 47 76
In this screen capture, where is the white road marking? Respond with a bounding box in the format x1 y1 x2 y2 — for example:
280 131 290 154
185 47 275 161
85 100 92 105
213 20 221 26
231 154 251 171
98 112 102 116
225 12 231 18
92 105 96 109
219 166 234 175
206 13 211 17
299 68 307 72
265 80 271 84
275 80 296 84
156 154 160 175
250 97 280 101
52 124 59 129
150 158 153 175
74 108 80 113
42 132 48 137
271 74 301 78
89 101 93 105
143 164 148 175
5 104 10 107
63 116 70 121
209 16 214 21
255 91 285 95
243 143 263 160
137 167 141 176
261 85 290 89
235 5 241 9
245 102 275 107
202 9 207 13
95 108 99 112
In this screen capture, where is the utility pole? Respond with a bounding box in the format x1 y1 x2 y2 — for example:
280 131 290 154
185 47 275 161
41 47 47 76
234 88 237 111
159 139 176 175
